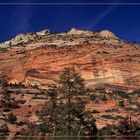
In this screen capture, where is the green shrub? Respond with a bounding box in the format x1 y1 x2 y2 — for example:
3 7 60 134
6 112 17 124
113 90 129 99
0 124 9 136
118 100 125 108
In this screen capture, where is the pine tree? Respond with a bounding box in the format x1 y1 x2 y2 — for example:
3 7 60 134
58 67 97 136
37 84 61 136
47 84 57 127
37 67 98 136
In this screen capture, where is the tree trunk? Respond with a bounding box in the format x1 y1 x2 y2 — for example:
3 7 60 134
68 83 71 135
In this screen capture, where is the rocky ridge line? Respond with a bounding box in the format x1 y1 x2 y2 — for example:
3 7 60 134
0 28 119 49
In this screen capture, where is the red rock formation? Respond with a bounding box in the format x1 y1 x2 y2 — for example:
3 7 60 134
0 28 140 90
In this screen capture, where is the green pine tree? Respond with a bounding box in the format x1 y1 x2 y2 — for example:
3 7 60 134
37 67 98 136
58 67 97 136
37 84 62 136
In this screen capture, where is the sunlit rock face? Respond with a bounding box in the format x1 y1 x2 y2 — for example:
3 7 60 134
99 30 117 39
67 28 94 36
0 28 140 90
0 29 51 48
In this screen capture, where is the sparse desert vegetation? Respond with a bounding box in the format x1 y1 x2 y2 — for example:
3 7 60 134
0 67 139 136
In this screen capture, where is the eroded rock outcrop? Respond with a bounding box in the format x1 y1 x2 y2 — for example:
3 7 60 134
0 29 51 49
99 30 117 39
67 28 94 36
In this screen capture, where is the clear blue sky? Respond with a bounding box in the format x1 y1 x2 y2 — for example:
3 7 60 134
0 0 140 43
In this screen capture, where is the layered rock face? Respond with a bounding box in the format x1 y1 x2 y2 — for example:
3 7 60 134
0 28 140 90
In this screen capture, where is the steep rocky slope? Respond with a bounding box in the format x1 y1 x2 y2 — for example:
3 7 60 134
0 28 140 91
0 29 140 135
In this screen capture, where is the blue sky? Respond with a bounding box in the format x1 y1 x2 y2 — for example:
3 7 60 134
0 0 140 43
